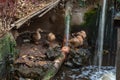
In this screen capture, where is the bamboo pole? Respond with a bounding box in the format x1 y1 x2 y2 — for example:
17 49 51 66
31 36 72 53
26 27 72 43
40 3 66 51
42 1 72 79
42 52 65 80
42 46 70 80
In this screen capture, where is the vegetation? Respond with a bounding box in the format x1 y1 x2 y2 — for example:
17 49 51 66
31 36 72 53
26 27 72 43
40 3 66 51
0 33 16 80
117 0 120 2
83 8 98 27
82 7 99 46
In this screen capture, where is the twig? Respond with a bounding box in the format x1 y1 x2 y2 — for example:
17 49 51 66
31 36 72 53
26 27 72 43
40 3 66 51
38 0 60 17
11 0 60 29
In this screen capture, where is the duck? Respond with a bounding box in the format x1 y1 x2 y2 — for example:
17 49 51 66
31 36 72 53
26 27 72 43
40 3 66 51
77 30 86 39
69 37 80 48
48 32 56 42
69 35 83 48
31 28 43 44
48 32 56 47
76 35 84 45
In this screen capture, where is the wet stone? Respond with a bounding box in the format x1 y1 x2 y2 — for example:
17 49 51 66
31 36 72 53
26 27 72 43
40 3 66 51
64 48 91 68
45 46 62 61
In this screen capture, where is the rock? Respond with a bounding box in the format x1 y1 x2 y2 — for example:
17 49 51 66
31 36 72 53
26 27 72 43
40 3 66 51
77 48 91 57
71 8 87 26
64 48 91 68
72 56 83 66
64 61 74 67
71 10 84 26
45 46 61 61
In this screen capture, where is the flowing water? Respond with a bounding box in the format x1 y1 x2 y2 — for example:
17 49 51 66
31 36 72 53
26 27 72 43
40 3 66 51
64 1 71 46
54 65 116 80
95 0 107 70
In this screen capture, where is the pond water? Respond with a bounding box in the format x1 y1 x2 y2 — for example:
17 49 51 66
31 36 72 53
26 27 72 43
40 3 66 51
54 66 116 80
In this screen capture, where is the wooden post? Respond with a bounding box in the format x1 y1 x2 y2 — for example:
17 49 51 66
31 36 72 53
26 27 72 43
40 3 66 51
116 28 120 80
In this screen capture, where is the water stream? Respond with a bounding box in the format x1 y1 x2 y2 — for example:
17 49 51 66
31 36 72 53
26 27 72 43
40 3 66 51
95 0 107 71
64 1 71 46
54 65 116 80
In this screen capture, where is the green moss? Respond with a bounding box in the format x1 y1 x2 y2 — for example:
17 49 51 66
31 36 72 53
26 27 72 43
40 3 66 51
43 68 55 80
117 0 120 2
80 7 100 46
43 53 65 80
0 32 17 79
0 33 16 60
82 8 98 27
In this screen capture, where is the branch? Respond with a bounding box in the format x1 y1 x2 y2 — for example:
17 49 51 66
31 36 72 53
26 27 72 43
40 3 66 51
11 0 60 29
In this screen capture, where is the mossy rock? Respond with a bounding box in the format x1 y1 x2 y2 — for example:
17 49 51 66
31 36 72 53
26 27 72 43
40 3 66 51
0 32 16 60
82 7 99 45
0 32 17 79
82 8 98 27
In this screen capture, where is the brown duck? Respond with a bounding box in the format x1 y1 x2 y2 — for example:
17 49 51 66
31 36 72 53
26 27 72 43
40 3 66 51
69 35 83 48
48 32 56 42
77 30 86 39
31 28 43 44
48 32 56 47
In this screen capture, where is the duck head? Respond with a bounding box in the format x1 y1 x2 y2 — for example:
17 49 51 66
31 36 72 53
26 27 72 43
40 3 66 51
37 28 43 32
77 30 86 39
